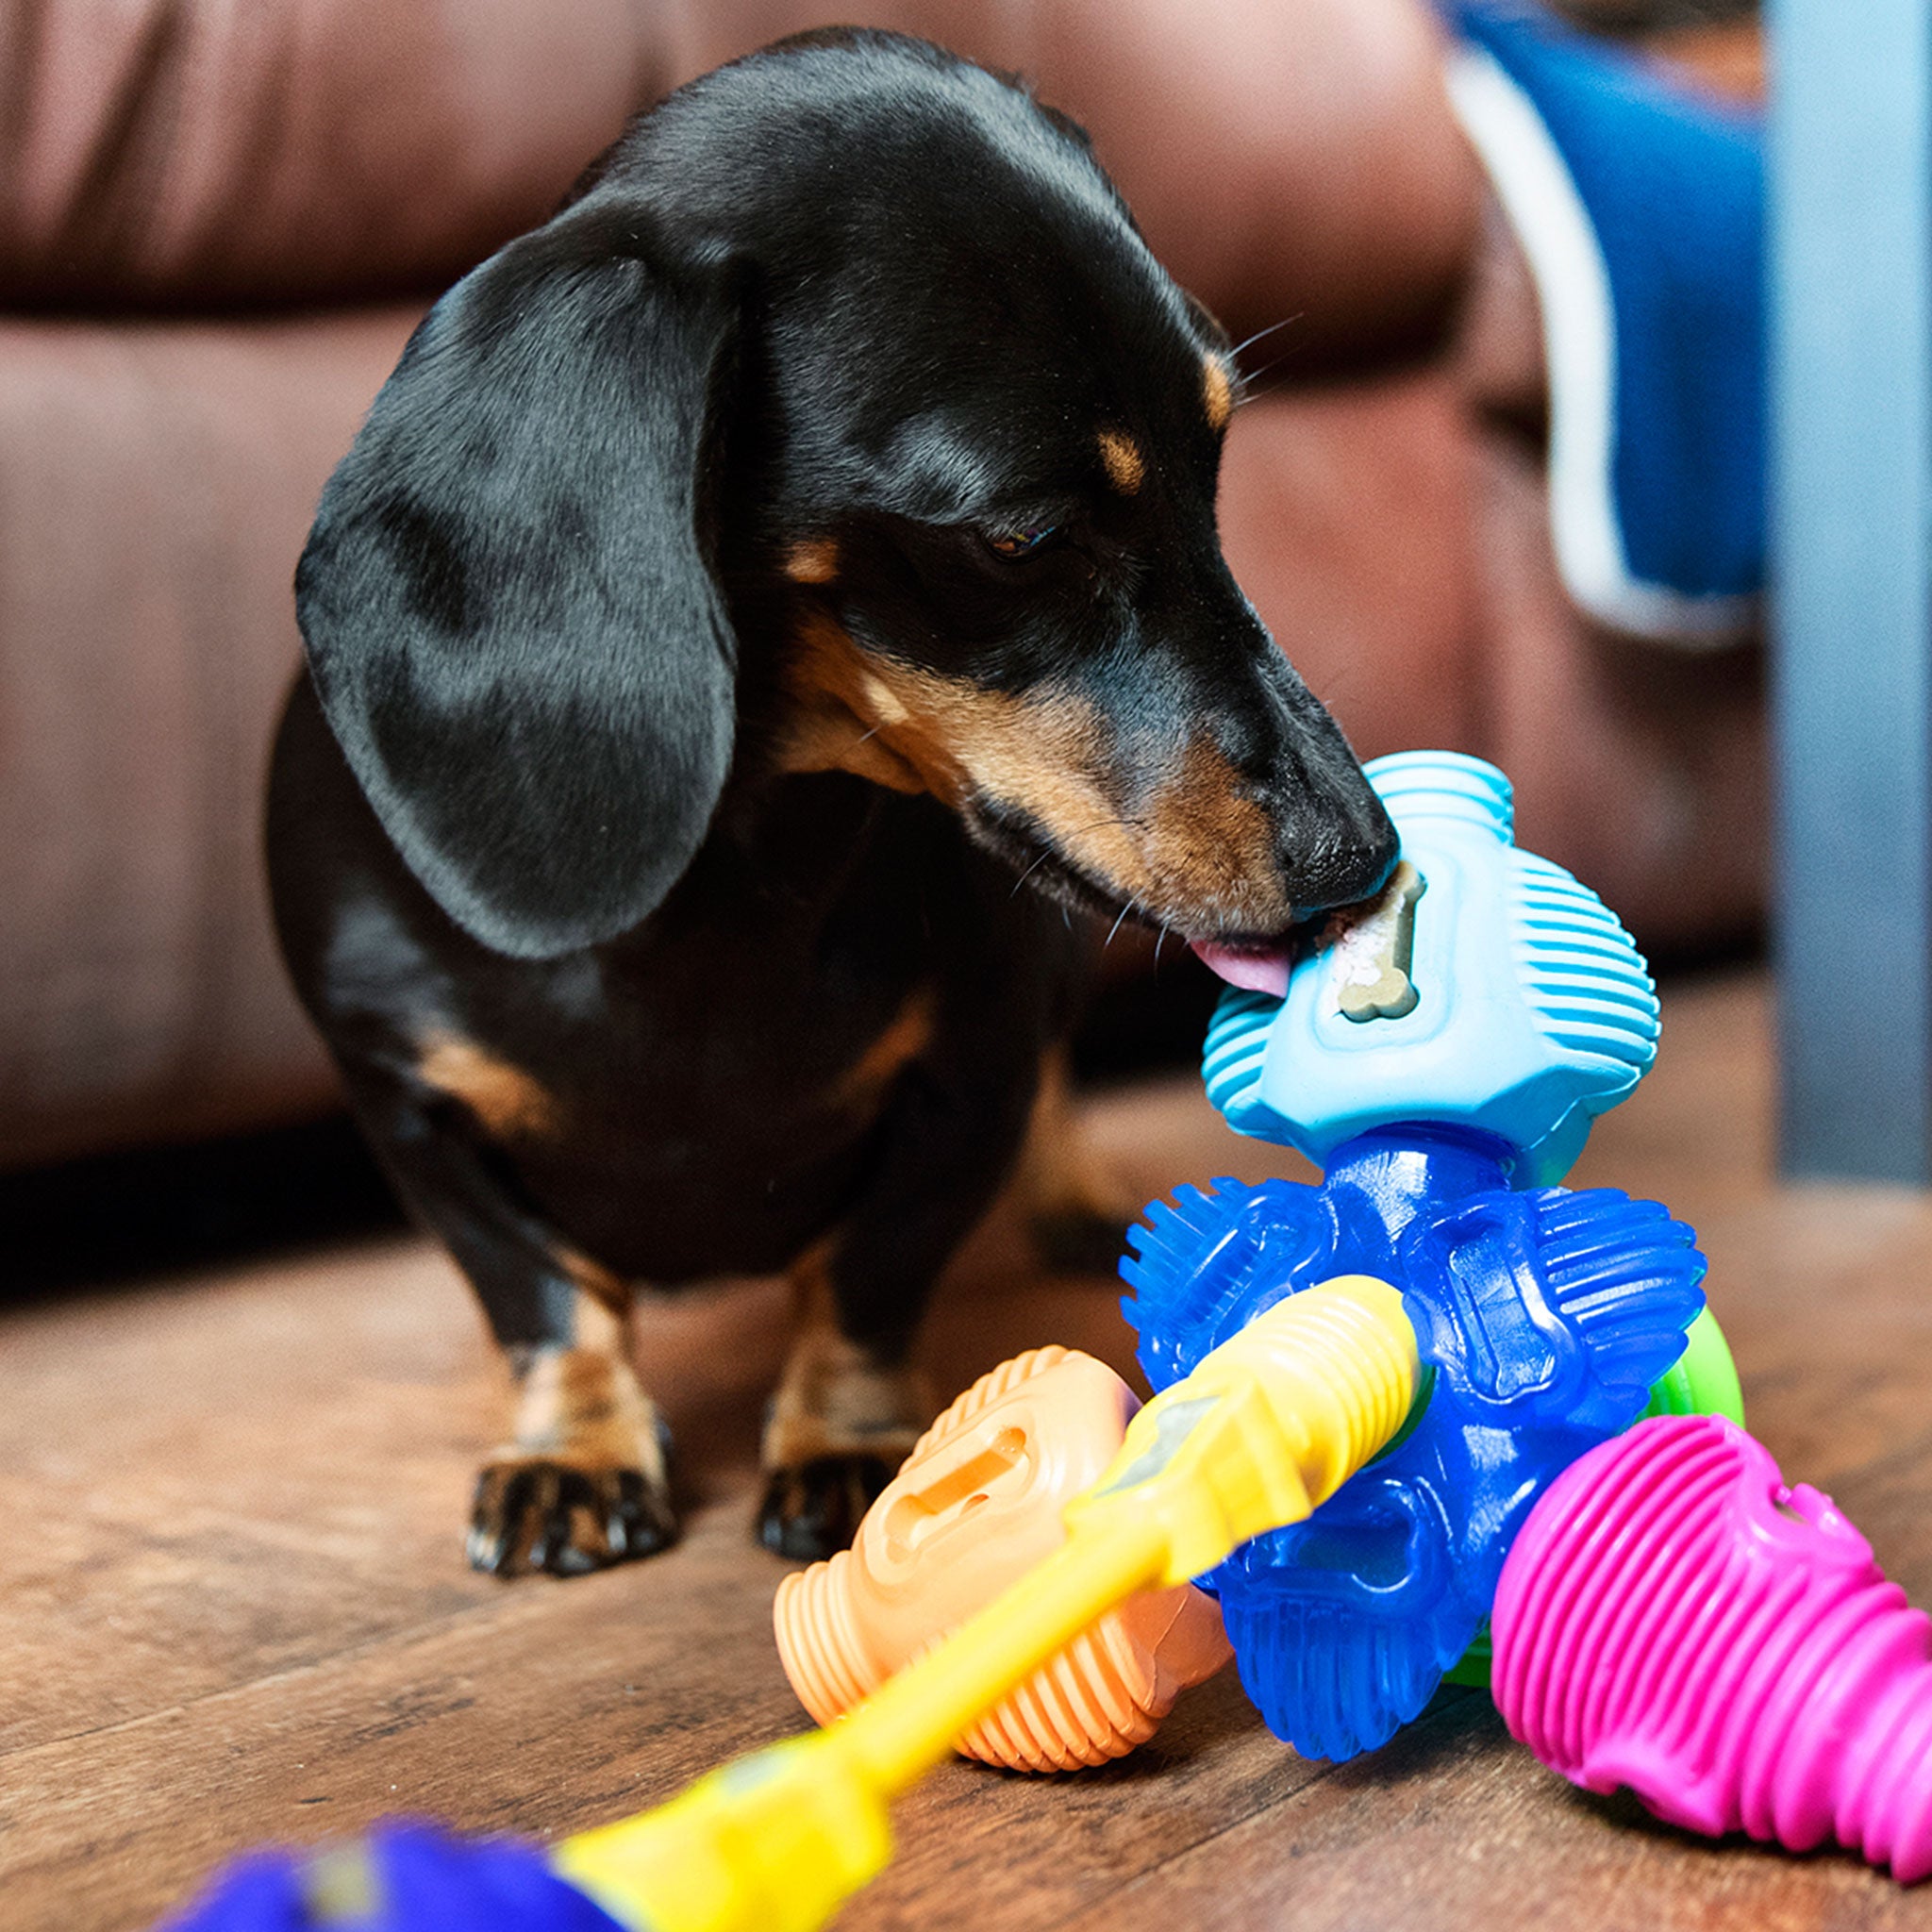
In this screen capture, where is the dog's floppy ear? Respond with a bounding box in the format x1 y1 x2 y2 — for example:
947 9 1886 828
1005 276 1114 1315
295 205 741 959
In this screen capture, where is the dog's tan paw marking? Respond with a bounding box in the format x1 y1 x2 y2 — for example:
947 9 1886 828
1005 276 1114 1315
761 1327 930 1470
468 1344 676 1577
758 1322 930 1558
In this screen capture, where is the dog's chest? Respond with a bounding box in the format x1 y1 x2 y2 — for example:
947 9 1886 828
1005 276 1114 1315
467 786 1074 1282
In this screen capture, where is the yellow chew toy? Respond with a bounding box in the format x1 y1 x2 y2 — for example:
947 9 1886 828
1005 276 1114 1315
555 1274 1422 1932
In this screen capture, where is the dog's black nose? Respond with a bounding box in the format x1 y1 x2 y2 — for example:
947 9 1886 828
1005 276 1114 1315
1278 791 1401 917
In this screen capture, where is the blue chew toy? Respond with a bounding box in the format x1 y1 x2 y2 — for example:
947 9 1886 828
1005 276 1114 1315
1124 751 1709 1761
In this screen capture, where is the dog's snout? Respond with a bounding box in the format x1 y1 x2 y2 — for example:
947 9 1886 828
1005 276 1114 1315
1276 782 1400 918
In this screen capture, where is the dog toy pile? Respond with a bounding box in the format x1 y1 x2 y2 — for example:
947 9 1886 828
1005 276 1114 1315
779 749 1737 1767
161 749 1927 1928
165 1277 1424 1932
1492 1411 1932 1883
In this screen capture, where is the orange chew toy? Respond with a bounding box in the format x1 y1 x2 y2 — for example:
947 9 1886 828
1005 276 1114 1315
773 1345 1232 1772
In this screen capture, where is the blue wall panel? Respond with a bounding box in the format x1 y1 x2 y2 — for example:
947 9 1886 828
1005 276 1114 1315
1770 0 1932 1180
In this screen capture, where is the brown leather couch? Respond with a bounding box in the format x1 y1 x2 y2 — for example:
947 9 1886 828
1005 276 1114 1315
0 0 1766 1172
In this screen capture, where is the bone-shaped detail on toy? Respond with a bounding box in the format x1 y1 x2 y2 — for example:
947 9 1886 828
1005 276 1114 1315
1329 857 1425 1023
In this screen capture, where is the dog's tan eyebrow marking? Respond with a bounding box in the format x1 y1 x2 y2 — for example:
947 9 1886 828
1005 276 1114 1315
1204 356 1234 431
1097 429 1145 495
784 537 841 584
417 1030 562 1138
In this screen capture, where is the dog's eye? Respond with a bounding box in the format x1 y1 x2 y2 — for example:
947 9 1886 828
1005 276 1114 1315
983 525 1060 560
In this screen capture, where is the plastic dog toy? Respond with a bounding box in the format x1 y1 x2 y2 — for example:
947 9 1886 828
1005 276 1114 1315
163 1276 1423 1932
1492 1412 1932 1883
1124 750 1715 1761
772 1315 1741 1769
774 1345 1231 1772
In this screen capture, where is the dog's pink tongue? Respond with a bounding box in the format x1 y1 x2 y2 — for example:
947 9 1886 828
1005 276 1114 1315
1190 941 1293 998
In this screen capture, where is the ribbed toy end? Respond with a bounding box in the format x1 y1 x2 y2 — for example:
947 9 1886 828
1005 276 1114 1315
774 1551 878 1728
1493 1413 1932 1883
773 1346 1231 1773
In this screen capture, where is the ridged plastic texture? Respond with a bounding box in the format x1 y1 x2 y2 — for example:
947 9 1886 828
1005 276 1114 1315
1206 750 1659 1190
773 1346 1230 1773
1121 1126 1705 1761
1493 1414 1932 1883
1442 1305 1748 1690
1073 1274 1424 1588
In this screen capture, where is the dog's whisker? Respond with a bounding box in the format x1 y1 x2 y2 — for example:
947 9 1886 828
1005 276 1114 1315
1230 314 1303 361
1009 847 1059 898
1232 351 1302 406
1233 376 1298 413
1006 816 1149 900
1105 898 1141 949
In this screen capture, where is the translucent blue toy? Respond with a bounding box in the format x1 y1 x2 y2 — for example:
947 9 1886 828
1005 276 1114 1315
1123 751 1709 1762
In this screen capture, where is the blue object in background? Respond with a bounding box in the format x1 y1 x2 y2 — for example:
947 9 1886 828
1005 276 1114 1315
1123 753 1707 1760
1443 2 1763 641
1770 0 1932 1184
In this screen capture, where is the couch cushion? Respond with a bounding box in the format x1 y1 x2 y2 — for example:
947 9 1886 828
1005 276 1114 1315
0 305 422 1165
0 0 665 308
0 0 1478 361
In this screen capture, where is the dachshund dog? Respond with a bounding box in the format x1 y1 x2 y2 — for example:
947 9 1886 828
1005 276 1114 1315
267 29 1397 1576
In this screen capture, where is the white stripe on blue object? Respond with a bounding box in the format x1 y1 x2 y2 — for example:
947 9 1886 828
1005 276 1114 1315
1443 4 1763 646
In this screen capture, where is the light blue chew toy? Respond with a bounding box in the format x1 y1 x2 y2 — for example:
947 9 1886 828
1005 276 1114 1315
1204 749 1659 1187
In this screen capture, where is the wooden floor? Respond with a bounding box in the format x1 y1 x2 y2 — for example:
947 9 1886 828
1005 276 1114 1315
6 970 1932 1932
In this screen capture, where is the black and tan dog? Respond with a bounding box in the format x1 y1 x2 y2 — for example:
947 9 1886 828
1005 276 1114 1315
267 29 1396 1576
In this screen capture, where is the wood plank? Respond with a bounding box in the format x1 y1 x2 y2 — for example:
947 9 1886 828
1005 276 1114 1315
1047 1690 1925 1932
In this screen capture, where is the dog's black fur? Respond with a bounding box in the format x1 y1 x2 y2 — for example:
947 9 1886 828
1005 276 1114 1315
268 30 1397 1574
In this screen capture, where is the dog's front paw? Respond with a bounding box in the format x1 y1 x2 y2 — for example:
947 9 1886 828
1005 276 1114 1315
756 1455 896 1561
758 1324 929 1560
468 1453 678 1576
471 1342 678 1577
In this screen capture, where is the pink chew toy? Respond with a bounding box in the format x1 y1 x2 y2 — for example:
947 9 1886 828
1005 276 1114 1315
1491 1412 1932 1882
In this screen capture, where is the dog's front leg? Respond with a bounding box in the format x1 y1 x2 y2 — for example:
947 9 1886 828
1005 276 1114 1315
758 1046 1041 1561
341 1067 677 1577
